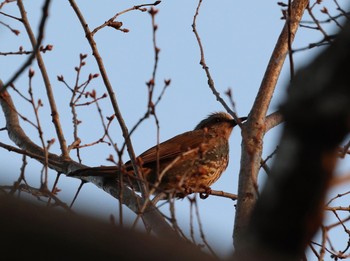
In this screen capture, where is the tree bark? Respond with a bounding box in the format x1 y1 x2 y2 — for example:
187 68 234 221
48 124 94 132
234 0 309 250
234 16 350 261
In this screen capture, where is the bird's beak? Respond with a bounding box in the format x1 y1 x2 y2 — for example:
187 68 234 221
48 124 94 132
239 116 248 122
232 116 247 127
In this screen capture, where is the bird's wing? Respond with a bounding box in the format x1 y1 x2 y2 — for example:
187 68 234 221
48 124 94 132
69 130 208 176
125 130 207 168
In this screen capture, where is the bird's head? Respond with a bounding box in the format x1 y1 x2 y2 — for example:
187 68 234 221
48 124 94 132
194 112 247 138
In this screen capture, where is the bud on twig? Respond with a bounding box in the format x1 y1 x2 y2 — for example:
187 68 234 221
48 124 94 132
29 68 35 78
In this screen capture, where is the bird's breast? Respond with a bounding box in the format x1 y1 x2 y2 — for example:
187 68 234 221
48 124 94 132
152 140 230 193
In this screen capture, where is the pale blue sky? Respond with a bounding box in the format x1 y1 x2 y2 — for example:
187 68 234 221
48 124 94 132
1 0 348 257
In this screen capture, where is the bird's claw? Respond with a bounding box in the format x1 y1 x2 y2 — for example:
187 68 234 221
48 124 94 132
199 186 211 199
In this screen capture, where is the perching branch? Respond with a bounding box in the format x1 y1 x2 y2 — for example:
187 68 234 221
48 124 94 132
0 88 176 239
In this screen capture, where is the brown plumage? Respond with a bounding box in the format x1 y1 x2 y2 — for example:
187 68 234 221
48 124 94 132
69 112 246 196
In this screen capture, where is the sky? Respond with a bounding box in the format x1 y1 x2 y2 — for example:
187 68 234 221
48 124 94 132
1 0 349 258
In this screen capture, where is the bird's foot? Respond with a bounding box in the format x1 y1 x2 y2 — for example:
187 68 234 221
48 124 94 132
175 186 194 198
199 186 212 199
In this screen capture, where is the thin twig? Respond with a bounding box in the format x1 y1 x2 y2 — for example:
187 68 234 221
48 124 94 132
1 0 51 92
16 0 69 159
326 190 350 206
334 0 350 20
191 0 240 123
287 0 295 80
47 172 61 206
68 1 176 238
69 0 146 195
1 89 176 238
193 196 219 258
0 50 32 56
0 11 22 22
91 1 161 35
0 20 20 35
189 196 197 244
306 5 333 43
27 71 49 187
70 180 85 208
132 148 200 227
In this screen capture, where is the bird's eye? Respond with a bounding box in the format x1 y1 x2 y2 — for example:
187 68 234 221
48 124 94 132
215 118 221 123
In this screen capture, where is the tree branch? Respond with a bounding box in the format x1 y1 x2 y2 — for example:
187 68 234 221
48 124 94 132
265 111 283 132
235 14 350 261
191 0 241 123
0 0 51 92
234 0 309 249
16 0 69 159
0 88 176 239
68 0 148 196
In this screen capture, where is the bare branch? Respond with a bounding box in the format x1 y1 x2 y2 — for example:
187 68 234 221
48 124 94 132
1 0 51 92
191 0 241 123
238 17 350 260
265 111 283 132
0 88 176 238
91 1 161 35
68 0 147 196
15 0 69 159
234 0 309 250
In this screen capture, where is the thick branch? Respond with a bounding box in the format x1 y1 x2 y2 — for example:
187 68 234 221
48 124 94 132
0 89 176 238
234 14 350 261
239 17 350 260
265 111 283 132
234 0 309 249
0 90 66 172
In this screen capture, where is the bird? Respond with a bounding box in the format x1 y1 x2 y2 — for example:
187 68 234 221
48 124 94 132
69 112 246 197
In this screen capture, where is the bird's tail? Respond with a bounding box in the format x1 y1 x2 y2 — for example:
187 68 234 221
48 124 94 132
69 166 122 178
68 166 143 192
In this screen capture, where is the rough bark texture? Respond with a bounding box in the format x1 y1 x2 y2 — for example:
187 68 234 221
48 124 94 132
233 0 309 249
234 18 350 261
